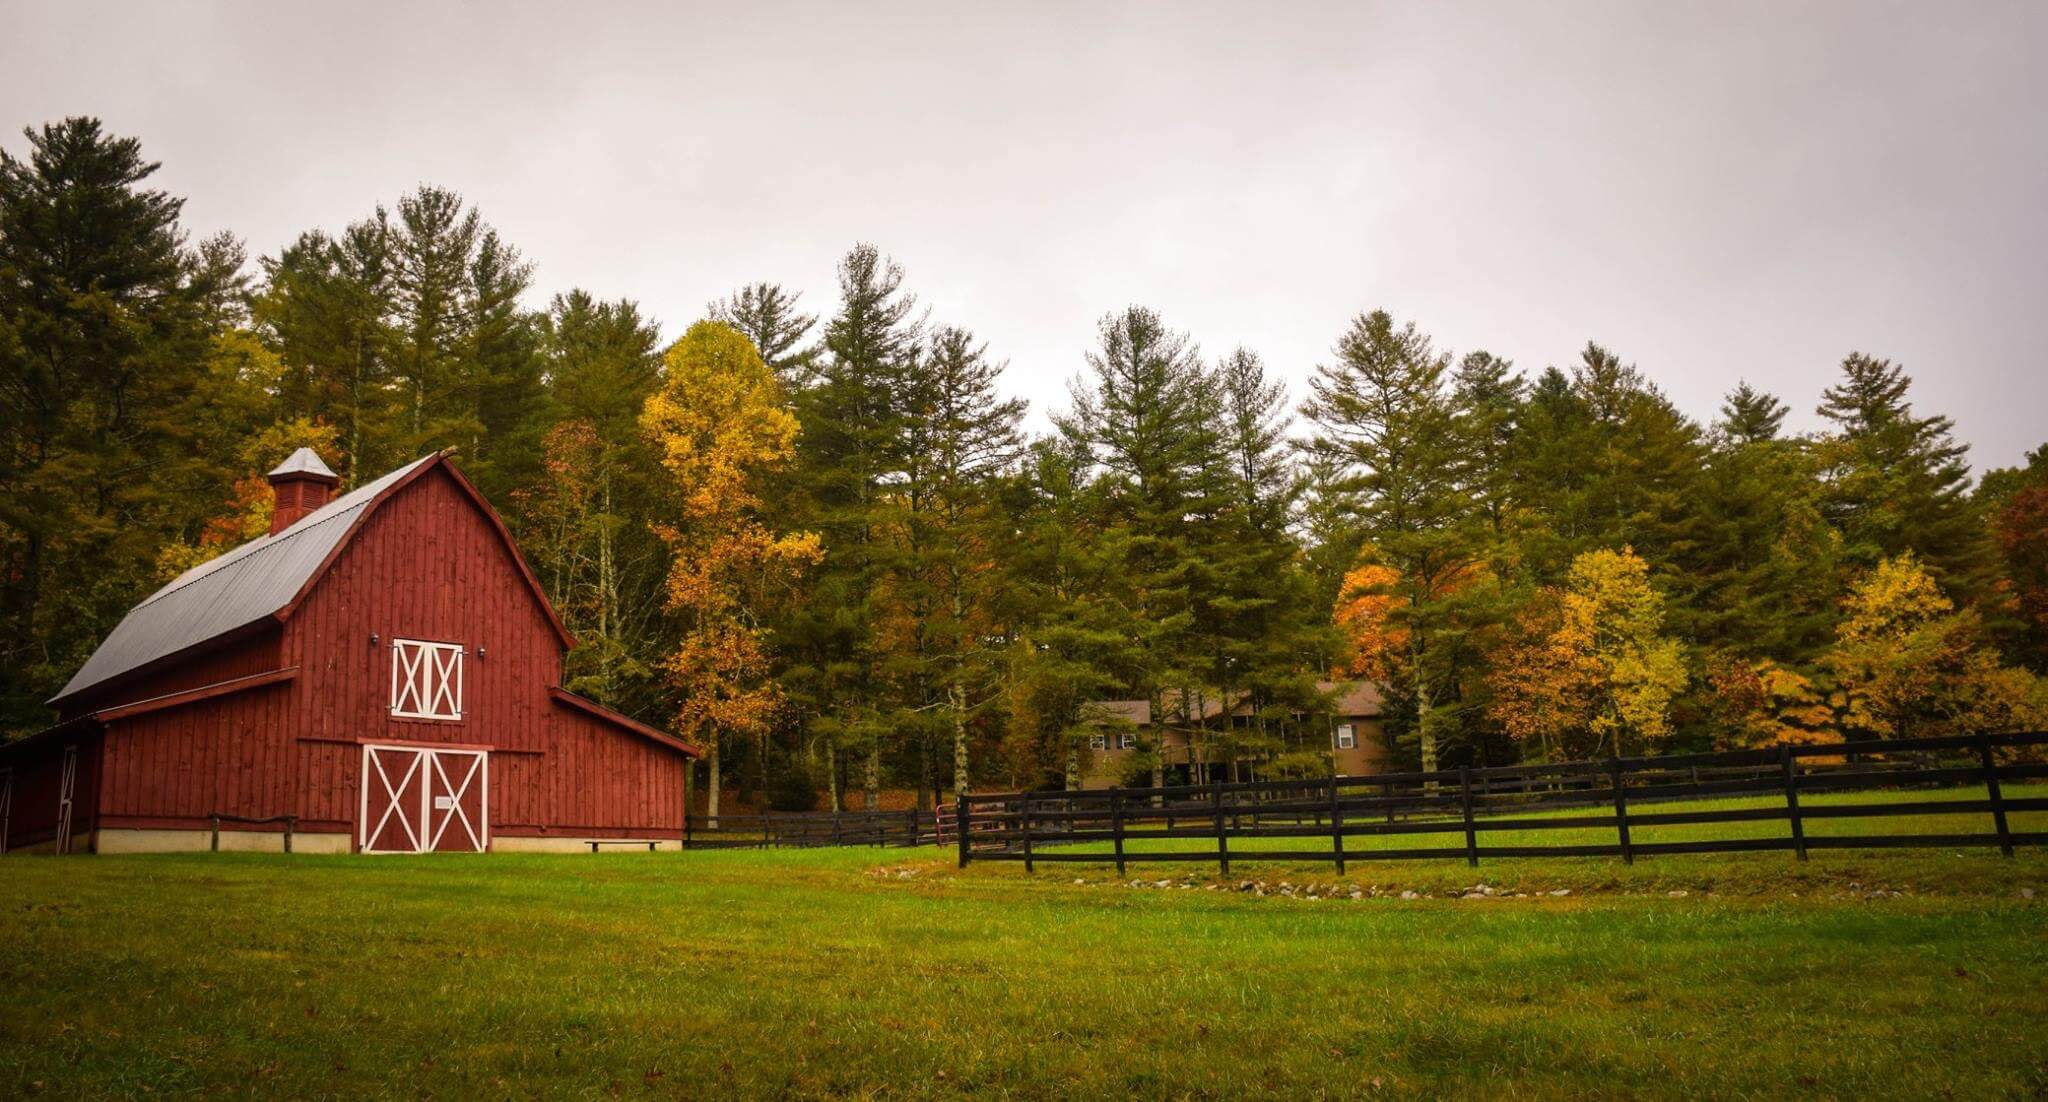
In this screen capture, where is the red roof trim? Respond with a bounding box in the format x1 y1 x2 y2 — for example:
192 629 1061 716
548 687 701 758
273 452 576 650
94 667 299 722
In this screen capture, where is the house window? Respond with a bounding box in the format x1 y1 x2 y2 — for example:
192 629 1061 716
1088 734 1107 751
391 639 463 720
1335 723 1356 750
1119 732 1138 751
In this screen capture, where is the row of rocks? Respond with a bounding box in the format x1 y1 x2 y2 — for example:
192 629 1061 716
1105 877 1587 901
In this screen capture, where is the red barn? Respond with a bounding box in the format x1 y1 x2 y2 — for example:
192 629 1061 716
0 449 697 854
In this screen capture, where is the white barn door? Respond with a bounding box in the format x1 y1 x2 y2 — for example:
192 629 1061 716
360 745 487 853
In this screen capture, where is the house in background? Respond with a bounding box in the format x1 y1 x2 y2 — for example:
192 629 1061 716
0 449 698 855
1079 680 1387 789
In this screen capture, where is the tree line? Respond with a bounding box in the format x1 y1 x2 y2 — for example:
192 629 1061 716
4 118 2044 813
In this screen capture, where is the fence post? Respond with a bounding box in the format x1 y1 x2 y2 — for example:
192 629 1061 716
1780 744 1807 862
1382 779 1395 824
1111 789 1127 879
956 798 972 869
1610 760 1633 866
1978 734 2013 858
1021 795 1035 874
1213 773 1230 877
210 814 220 853
283 816 295 855
1329 775 1346 875
1458 767 1478 868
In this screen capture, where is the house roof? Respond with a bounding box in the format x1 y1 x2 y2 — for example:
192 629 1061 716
53 452 572 707
1088 680 1383 728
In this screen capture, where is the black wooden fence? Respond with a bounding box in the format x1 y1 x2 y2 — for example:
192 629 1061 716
683 807 941 850
953 731 2048 874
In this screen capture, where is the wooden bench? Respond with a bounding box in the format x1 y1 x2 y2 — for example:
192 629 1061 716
586 840 661 852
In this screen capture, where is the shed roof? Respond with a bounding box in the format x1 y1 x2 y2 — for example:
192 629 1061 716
54 456 435 705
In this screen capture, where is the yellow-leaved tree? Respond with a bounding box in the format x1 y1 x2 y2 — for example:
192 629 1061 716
154 416 343 579
1824 553 2048 740
642 321 823 822
1488 547 1687 759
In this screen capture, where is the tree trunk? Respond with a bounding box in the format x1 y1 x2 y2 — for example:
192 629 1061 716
706 738 722 828
865 737 880 811
1149 689 1166 791
826 741 841 812
1411 621 1437 789
1065 744 1080 791
950 675 970 803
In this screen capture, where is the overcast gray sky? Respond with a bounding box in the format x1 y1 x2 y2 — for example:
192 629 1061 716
5 1 2044 468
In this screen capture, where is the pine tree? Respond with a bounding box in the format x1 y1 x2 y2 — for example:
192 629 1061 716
1198 349 1331 775
517 291 670 716
1302 311 1480 773
1057 307 1222 785
710 282 820 387
255 218 402 480
1719 381 1788 446
1693 383 1840 664
1816 353 1997 604
905 325 1025 800
787 244 922 808
0 118 248 733
994 438 1136 790
1451 351 1524 555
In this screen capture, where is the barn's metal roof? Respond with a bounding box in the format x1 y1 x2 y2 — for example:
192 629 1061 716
53 455 435 705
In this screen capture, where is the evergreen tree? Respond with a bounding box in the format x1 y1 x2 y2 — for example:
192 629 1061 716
1719 381 1788 446
1816 353 1996 604
905 325 1025 800
1057 307 1221 785
1450 350 1524 556
710 282 820 387
787 244 922 808
1199 349 1331 773
0 118 249 733
1693 383 1840 664
517 291 670 717
1302 311 1480 773
255 219 402 480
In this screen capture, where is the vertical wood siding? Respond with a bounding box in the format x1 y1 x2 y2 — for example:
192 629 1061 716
71 464 684 847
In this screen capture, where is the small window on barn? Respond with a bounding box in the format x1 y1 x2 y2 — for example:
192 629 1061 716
1335 724 1356 750
391 639 464 720
1118 732 1137 751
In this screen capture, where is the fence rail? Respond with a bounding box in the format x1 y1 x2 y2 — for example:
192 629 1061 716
954 731 2048 873
683 807 942 850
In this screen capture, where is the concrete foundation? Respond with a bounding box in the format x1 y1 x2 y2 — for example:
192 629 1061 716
491 835 671 854
93 828 353 854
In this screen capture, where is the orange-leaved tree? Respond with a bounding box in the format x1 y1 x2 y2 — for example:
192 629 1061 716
1487 547 1686 759
642 321 823 822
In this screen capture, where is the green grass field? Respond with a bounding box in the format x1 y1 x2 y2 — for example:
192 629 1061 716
2 795 2044 1099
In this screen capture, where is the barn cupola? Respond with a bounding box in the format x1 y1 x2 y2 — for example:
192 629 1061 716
266 447 340 534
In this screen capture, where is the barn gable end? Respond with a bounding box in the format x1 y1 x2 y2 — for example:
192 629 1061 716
11 452 692 855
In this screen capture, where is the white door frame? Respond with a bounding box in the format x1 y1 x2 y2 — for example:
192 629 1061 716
359 744 489 853
55 746 76 856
